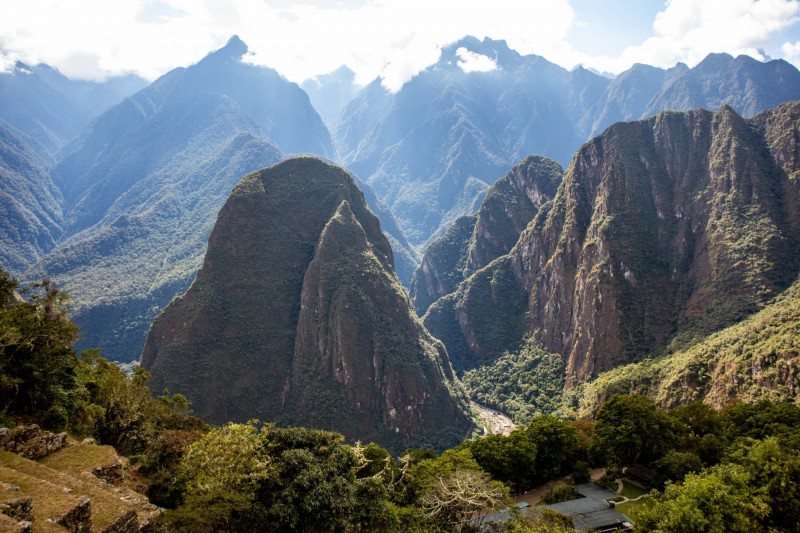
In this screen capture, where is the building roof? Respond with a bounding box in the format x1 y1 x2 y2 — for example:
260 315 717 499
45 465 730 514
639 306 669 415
547 496 609 515
571 508 631 532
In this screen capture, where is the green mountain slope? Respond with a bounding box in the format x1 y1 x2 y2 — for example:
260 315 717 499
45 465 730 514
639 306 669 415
29 94 283 360
424 103 800 383
577 274 800 417
0 120 62 274
142 157 472 451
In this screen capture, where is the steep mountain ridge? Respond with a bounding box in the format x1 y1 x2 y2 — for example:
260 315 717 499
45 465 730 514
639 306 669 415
423 103 800 388
142 157 472 451
26 36 345 360
337 38 800 252
0 120 63 274
0 61 146 157
576 272 800 417
337 37 605 248
410 155 563 314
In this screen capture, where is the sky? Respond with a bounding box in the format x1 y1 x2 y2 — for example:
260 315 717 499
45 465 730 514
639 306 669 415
2 0 800 92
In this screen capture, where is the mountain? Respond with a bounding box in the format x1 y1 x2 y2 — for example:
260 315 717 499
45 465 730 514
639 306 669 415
586 53 800 139
0 61 146 157
28 36 352 360
577 271 800 417
301 65 361 128
409 155 563 314
0 120 62 274
583 62 689 139
643 53 800 120
141 157 472 451
336 36 609 249
336 38 800 252
423 102 800 385
55 35 332 236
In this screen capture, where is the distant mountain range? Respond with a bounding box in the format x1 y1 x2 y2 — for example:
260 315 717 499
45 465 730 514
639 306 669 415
0 61 146 157
3 34 800 370
335 37 800 250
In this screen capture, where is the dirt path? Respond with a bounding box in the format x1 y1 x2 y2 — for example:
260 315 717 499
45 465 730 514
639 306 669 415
472 402 516 436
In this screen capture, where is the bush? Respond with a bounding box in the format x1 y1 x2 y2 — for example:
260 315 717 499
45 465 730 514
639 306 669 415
541 482 578 504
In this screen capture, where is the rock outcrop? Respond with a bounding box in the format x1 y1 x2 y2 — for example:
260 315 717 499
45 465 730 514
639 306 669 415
0 425 68 459
142 156 472 451
424 103 800 385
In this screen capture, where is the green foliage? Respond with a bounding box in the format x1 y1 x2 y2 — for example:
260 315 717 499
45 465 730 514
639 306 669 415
651 451 704 490
505 507 574 532
0 274 81 426
462 340 566 423
410 214 476 315
571 461 591 484
463 431 538 492
589 394 678 467
180 421 272 497
634 464 769 532
541 481 579 504
578 275 800 417
462 415 577 491
406 448 511 531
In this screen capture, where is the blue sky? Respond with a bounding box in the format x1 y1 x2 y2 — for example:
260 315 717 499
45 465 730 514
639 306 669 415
2 0 799 91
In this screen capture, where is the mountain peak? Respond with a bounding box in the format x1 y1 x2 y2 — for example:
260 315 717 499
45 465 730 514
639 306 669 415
215 35 248 59
439 35 521 69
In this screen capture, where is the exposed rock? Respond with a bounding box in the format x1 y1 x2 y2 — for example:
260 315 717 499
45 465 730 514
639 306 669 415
101 510 139 533
411 155 562 314
425 103 800 384
91 463 124 485
0 513 31 533
0 425 68 459
143 156 472 451
1 495 33 522
56 495 90 533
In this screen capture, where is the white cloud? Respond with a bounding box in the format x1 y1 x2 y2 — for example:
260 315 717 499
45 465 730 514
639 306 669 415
580 0 800 73
456 47 497 73
782 40 800 66
0 0 576 88
0 0 798 88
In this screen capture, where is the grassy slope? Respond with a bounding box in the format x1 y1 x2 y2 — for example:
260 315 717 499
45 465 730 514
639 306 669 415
577 276 800 417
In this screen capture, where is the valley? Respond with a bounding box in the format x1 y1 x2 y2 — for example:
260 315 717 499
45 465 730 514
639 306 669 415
2 15 800 531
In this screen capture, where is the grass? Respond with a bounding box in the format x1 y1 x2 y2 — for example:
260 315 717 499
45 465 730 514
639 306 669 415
615 499 644 517
40 443 120 477
0 463 79 530
620 481 648 499
1 449 152 530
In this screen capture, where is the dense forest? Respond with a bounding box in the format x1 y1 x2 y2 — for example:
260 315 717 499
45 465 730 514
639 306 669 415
2 270 800 532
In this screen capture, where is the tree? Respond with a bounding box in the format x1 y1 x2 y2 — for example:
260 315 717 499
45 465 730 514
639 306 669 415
408 448 511 531
523 416 578 484
651 451 704 490
180 421 272 497
0 273 81 427
590 394 677 467
464 431 537 491
633 464 770 532
541 481 579 504
464 415 577 491
724 437 800 530
419 468 509 530
255 427 387 532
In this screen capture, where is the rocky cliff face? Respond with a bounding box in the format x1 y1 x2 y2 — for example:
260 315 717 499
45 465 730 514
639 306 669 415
424 103 800 384
142 157 472 451
410 155 562 315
